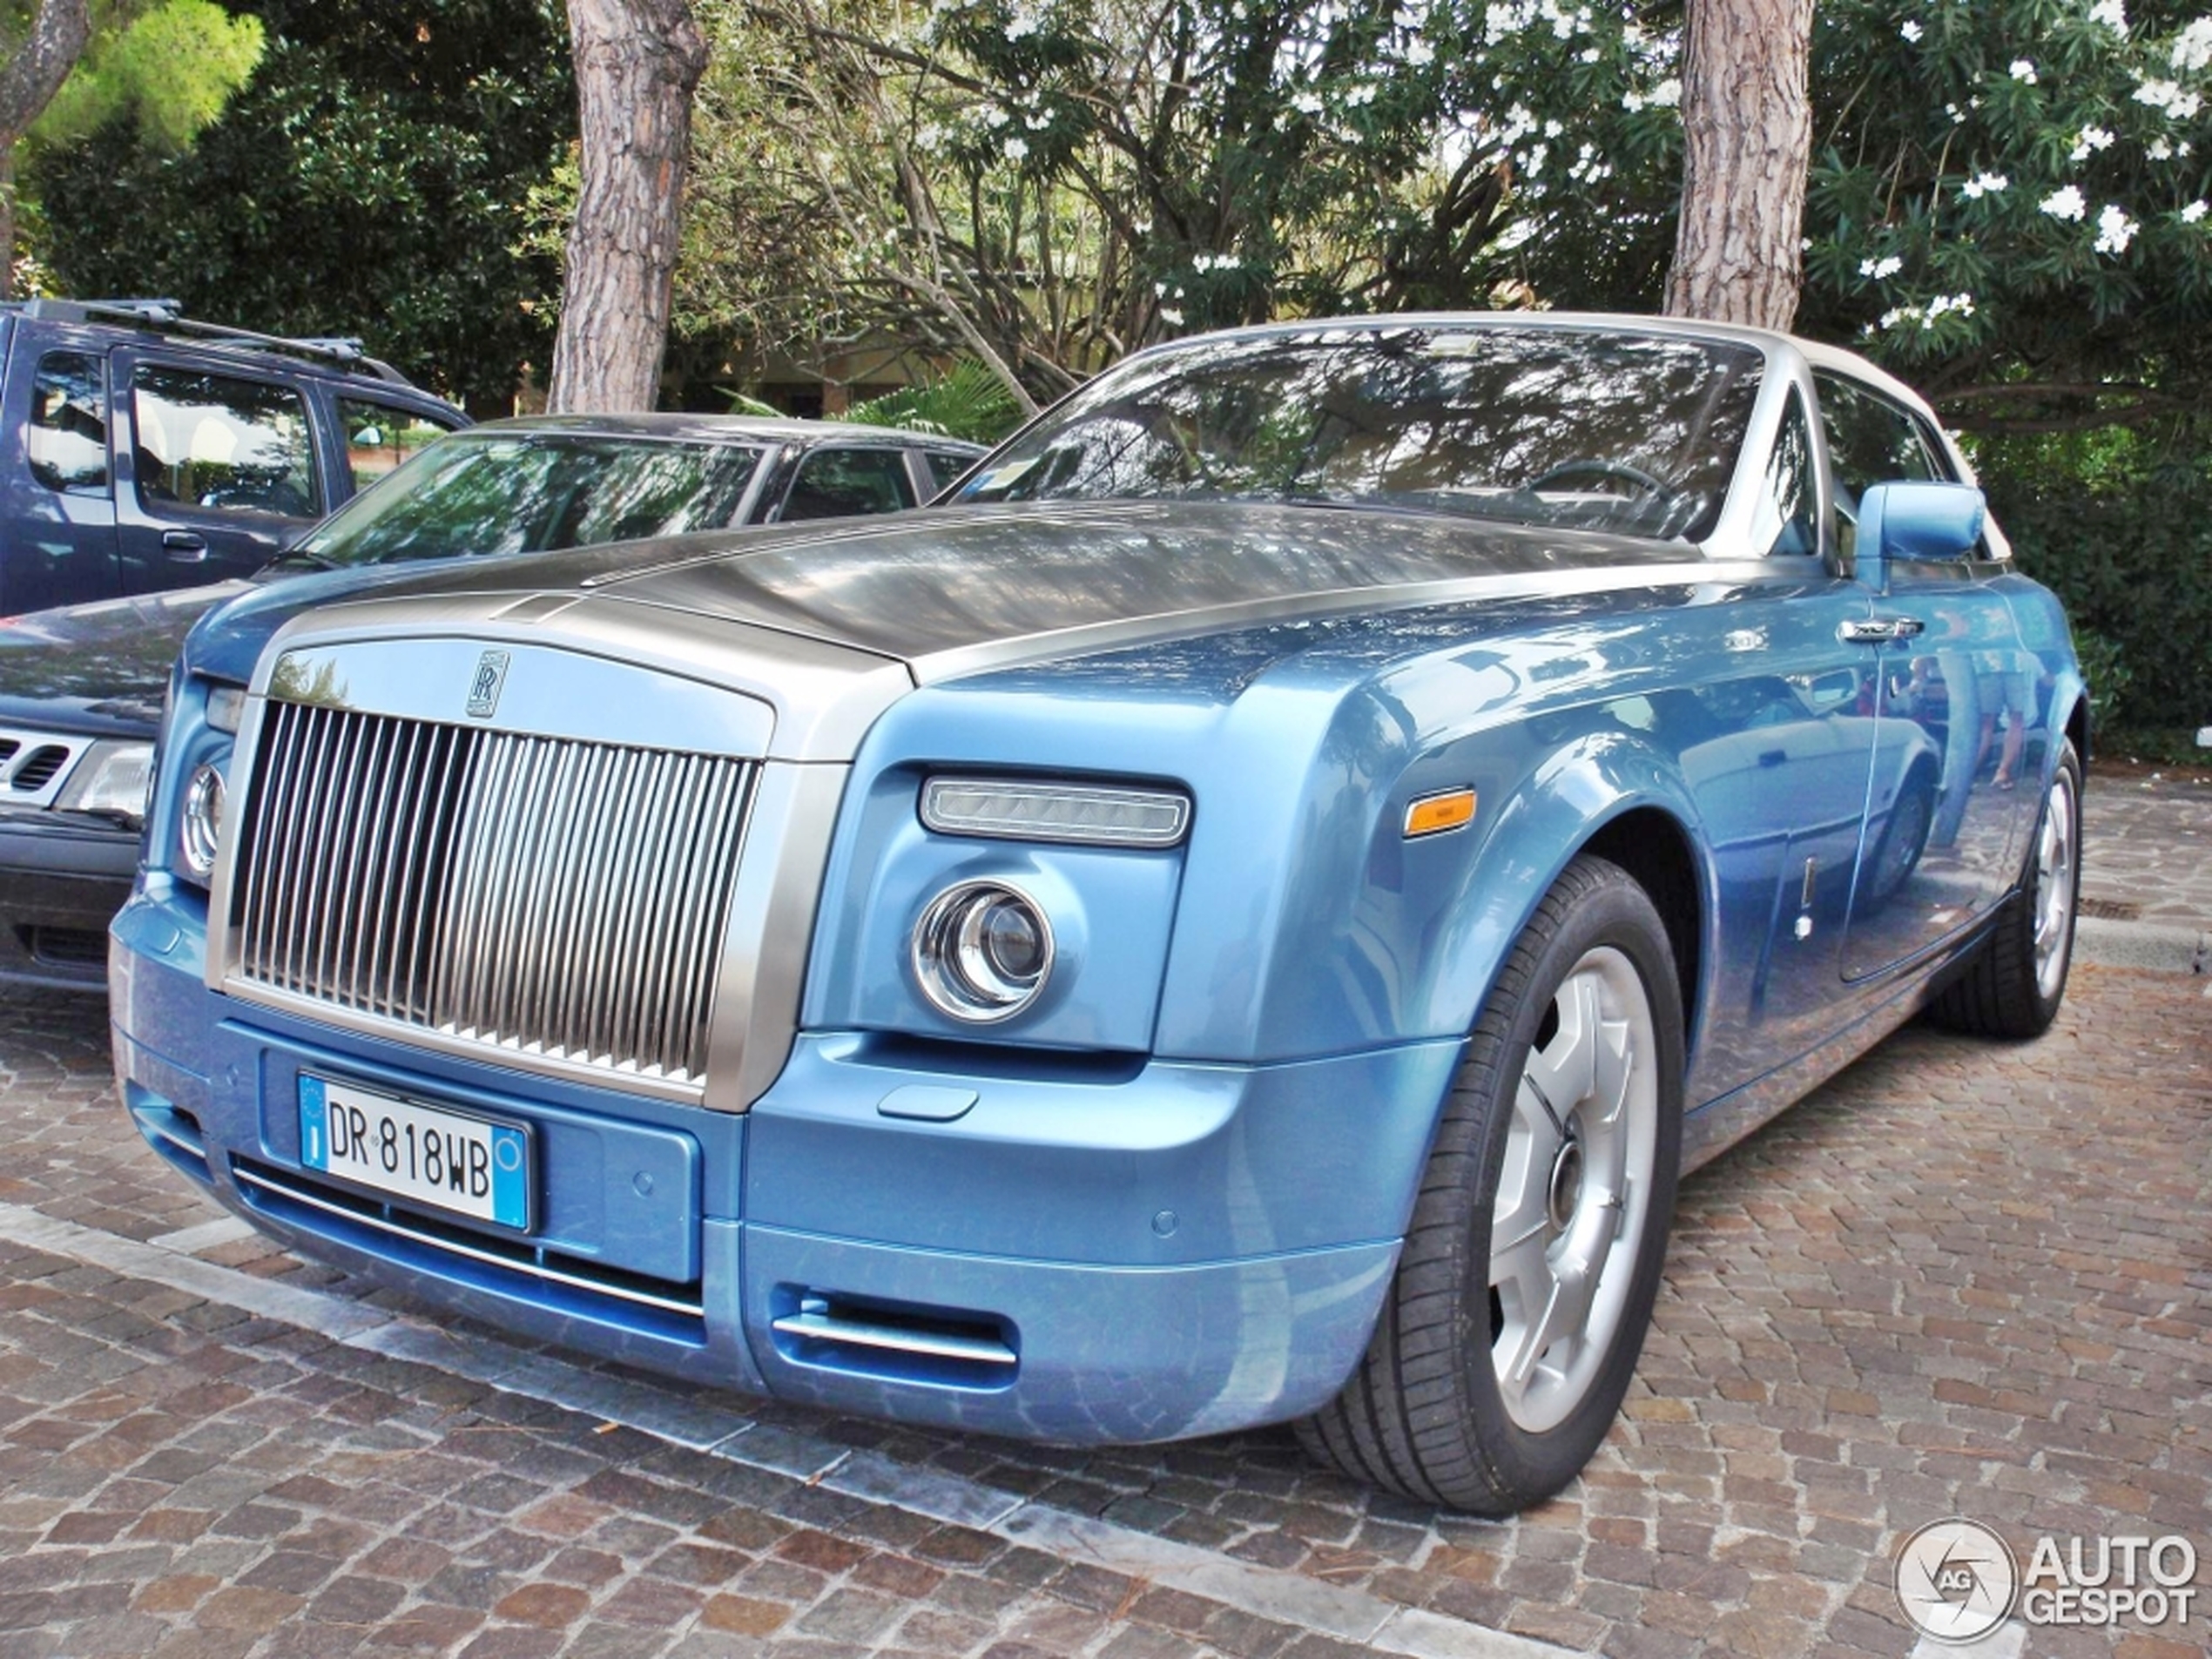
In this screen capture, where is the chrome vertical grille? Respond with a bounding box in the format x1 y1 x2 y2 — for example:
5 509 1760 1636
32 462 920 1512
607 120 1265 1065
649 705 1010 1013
232 700 756 1086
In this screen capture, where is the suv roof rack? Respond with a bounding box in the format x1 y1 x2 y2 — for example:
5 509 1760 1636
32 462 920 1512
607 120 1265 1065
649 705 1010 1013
7 297 415 387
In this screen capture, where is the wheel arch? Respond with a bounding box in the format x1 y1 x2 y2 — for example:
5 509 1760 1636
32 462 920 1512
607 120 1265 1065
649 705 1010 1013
1421 738 1716 1092
2061 687 2090 774
1578 806 1704 1073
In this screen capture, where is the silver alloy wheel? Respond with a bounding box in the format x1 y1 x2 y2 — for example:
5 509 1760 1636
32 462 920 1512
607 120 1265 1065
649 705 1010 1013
1489 945 1660 1434
2032 765 2078 1002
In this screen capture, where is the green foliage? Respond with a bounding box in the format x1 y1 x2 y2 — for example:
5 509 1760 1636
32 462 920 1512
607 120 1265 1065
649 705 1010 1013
31 1 574 408
683 0 1636 405
840 361 1023 444
1795 0 2212 428
30 1 264 152
1980 459 2212 730
725 361 1025 444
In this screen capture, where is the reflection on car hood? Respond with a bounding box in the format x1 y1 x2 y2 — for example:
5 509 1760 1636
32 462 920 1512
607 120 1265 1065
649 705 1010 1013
276 502 1699 676
0 582 247 732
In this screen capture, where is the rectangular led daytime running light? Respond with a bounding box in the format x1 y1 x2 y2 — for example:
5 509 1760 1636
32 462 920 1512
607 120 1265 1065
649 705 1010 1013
921 777 1191 848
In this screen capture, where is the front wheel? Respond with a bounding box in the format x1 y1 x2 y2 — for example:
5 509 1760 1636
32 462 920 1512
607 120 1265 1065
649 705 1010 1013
1298 855 1684 1514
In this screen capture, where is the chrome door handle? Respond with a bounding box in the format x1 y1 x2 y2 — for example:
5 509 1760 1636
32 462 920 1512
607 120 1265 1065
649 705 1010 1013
1839 617 1925 644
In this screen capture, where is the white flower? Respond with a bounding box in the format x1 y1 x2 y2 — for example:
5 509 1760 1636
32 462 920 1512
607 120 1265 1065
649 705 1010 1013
1158 307 1184 327
2150 136 2176 159
2094 202 2140 253
1406 36 1435 66
1900 19 1923 42
1927 292 1976 319
2009 58 2039 84
2135 78 2203 118
2090 0 2127 31
1946 101 1967 125
2070 125 2116 160
2041 184 2088 219
1002 136 1029 162
1290 89 1324 115
1649 77 1682 108
1858 254 1905 279
2183 199 2209 222
2175 17 2212 71
1960 171 2010 199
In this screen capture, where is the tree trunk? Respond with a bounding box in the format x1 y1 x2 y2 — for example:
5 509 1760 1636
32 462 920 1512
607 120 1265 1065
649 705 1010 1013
0 0 92 300
1663 0 1814 331
547 0 707 413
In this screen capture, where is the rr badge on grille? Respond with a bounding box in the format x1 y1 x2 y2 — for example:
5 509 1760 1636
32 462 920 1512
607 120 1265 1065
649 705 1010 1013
466 650 511 719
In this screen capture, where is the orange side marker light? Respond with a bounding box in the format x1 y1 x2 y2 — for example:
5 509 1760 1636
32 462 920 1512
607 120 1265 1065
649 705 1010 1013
1404 788 1477 839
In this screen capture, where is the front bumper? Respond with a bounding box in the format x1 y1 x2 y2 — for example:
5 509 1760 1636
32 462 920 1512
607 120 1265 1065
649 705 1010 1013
0 807 138 989
111 895 1456 1443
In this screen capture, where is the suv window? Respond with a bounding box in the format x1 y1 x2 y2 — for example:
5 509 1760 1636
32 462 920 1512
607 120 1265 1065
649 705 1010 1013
339 398 458 493
132 364 320 518
28 352 110 496
779 447 916 521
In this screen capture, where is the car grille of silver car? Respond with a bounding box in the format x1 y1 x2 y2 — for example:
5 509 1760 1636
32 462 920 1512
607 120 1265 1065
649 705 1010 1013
231 699 756 1086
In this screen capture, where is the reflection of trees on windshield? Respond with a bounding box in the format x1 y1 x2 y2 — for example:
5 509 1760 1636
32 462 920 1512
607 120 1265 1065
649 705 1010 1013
963 327 1763 540
300 436 768 567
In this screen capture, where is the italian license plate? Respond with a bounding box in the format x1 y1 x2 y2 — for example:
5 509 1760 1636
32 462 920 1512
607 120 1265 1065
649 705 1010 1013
298 1074 530 1231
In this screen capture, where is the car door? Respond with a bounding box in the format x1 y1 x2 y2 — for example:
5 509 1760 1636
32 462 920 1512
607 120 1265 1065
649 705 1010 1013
1675 385 1884 1088
111 350 326 593
1 345 121 612
1818 371 2034 980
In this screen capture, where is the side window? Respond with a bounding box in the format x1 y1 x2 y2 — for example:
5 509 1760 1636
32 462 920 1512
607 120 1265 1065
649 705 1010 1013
921 449 976 494
1755 389 1821 557
779 447 918 521
28 352 110 496
132 365 319 518
339 400 459 493
1814 373 1943 518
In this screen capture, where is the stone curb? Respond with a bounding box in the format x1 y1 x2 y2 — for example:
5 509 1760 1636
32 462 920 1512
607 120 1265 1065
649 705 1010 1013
2073 915 2211 975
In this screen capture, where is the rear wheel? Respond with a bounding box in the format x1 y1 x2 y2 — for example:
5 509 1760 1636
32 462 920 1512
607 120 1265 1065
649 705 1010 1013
1298 855 1684 1514
1927 737 2081 1038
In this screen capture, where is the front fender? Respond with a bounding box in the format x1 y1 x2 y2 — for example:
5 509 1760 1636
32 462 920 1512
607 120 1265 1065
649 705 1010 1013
1153 692 1712 1066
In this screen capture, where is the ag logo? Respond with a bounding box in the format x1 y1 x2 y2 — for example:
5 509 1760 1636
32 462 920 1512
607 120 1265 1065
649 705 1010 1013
466 650 511 719
1894 1518 2020 1644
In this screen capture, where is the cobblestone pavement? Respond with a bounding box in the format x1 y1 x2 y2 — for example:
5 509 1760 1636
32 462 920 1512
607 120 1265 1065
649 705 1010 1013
0 775 2206 1659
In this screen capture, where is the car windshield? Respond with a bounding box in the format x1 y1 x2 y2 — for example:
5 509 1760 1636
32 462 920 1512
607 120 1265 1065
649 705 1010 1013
958 325 1764 540
293 430 769 567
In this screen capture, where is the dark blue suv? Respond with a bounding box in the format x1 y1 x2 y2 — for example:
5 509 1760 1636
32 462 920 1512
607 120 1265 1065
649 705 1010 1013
0 299 466 616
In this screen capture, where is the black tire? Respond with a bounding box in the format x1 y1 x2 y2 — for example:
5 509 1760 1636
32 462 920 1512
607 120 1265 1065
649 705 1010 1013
1297 855 1684 1514
1926 737 2081 1038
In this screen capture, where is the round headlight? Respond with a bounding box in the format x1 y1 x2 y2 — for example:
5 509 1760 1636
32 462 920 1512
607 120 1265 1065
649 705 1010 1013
912 880 1055 1023
180 764 226 882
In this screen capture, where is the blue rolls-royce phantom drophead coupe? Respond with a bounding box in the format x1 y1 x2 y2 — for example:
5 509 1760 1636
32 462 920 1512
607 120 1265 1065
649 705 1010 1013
110 316 2083 1514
